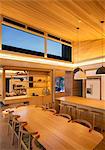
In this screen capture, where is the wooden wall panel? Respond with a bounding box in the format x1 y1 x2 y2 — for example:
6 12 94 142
65 71 83 97
1 0 105 41
73 80 82 97
55 92 65 98
0 51 73 71
55 70 65 77
73 39 105 63
65 71 73 96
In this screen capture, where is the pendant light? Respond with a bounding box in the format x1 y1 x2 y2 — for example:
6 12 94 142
74 27 86 79
96 21 105 74
74 70 87 80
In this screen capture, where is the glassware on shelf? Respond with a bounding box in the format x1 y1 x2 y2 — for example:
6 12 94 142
42 88 50 95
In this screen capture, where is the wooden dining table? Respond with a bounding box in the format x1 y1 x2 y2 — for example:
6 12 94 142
13 105 103 150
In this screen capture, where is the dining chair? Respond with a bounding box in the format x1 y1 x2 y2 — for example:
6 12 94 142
32 137 46 150
41 104 57 114
72 119 93 132
16 104 27 108
48 102 55 109
11 116 27 146
7 110 16 135
19 123 40 150
42 102 55 109
56 103 72 122
45 108 57 114
56 113 72 122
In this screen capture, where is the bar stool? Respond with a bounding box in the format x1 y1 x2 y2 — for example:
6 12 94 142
57 103 72 122
76 106 89 120
7 110 15 135
90 110 104 132
42 102 55 111
48 102 55 109
66 105 77 119
59 103 68 114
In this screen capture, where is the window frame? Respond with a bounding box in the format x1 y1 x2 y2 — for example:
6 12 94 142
2 24 45 56
0 17 72 61
55 77 65 93
47 39 62 57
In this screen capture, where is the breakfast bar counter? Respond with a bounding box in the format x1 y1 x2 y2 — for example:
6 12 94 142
56 96 105 112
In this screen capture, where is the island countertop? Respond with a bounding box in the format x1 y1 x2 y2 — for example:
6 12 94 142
56 96 105 111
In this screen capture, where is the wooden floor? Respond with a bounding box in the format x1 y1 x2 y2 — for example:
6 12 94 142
0 109 105 150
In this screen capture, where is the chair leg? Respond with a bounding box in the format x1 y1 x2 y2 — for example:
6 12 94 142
19 144 21 150
18 132 21 150
100 115 104 133
7 125 9 135
72 107 76 119
19 132 23 150
92 114 95 130
18 141 21 150
11 132 15 145
77 109 81 119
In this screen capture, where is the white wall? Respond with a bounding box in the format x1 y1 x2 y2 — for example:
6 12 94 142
0 78 2 95
101 76 105 100
86 70 105 100
0 69 3 96
86 79 100 100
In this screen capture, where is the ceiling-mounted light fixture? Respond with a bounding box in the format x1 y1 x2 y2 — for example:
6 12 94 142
74 27 86 80
73 67 83 74
96 21 105 74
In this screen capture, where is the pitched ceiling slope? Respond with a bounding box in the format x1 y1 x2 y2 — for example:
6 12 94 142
1 0 105 41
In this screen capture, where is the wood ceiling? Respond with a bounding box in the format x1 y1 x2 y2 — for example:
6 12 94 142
1 0 105 42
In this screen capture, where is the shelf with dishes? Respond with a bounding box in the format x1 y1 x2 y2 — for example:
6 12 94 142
27 86 51 96
4 69 52 102
27 72 52 97
27 86 50 88
29 80 51 83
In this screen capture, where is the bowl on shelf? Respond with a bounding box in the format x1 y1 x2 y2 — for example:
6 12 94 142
32 93 39 96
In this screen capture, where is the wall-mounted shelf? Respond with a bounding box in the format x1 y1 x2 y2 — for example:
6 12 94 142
27 86 50 88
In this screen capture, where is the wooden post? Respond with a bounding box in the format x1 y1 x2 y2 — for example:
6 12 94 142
65 71 73 96
52 69 55 102
0 15 2 50
44 33 47 58
82 79 86 98
2 68 6 100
